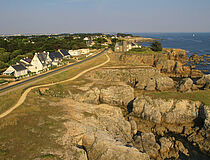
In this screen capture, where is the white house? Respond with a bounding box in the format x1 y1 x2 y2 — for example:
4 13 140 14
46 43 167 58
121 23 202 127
30 52 52 73
79 49 90 55
49 52 63 66
68 50 81 56
3 64 29 77
20 57 32 65
58 49 72 59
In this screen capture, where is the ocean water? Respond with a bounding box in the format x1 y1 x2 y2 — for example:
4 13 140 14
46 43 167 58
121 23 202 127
134 33 210 74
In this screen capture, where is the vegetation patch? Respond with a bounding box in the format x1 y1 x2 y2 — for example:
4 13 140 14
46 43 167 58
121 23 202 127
147 89 210 105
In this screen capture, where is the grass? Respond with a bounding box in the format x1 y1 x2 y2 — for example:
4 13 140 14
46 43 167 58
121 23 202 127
146 89 210 106
0 89 23 114
126 47 162 55
0 90 66 159
0 79 7 84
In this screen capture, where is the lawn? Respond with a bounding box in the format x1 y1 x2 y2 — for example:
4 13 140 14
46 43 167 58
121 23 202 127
146 89 210 106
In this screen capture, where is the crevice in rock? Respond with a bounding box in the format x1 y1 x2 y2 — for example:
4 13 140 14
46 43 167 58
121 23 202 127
127 98 136 113
76 144 90 160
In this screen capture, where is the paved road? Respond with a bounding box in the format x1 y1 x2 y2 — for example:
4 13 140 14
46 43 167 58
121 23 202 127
0 48 108 94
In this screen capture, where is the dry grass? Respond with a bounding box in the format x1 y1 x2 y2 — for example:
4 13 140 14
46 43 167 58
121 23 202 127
0 89 22 114
0 90 65 159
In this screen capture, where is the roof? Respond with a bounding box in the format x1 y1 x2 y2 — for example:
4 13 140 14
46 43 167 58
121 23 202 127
21 57 32 64
12 64 27 71
49 52 63 61
115 42 123 47
20 62 32 67
37 53 48 65
59 49 71 57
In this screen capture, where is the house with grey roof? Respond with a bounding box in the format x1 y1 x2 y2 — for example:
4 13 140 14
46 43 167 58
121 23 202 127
58 49 72 58
49 52 63 65
3 63 29 77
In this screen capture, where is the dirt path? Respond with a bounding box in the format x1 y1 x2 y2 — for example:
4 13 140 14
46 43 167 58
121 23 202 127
0 53 110 119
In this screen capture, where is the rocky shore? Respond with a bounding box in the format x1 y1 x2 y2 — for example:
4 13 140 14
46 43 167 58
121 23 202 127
117 48 205 78
40 69 209 159
36 50 209 159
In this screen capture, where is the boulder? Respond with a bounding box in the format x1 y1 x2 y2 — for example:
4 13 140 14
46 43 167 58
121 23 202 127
82 133 150 160
196 74 210 86
203 105 210 130
141 132 160 159
177 78 193 92
100 85 134 106
159 137 173 159
156 76 175 91
175 141 189 156
190 54 203 63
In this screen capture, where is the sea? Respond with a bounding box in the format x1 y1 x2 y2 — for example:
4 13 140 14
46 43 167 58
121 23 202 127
133 32 210 74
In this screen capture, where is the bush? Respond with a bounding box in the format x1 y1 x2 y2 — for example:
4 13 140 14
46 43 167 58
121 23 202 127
150 41 162 52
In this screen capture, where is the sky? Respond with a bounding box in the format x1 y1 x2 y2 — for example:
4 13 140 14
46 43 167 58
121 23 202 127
0 0 210 34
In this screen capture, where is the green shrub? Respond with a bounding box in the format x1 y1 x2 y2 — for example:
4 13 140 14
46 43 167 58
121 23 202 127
150 41 162 52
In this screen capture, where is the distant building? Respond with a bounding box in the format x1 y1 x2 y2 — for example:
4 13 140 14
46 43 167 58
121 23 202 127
115 41 142 53
86 39 95 47
3 64 29 77
83 37 89 41
115 41 129 52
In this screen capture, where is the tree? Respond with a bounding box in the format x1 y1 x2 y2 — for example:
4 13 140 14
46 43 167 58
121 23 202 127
0 61 7 69
150 41 162 52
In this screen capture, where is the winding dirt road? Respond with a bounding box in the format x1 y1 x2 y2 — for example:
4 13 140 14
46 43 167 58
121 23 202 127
0 53 110 119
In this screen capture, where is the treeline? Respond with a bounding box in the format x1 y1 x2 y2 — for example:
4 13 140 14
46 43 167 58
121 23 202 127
0 34 88 69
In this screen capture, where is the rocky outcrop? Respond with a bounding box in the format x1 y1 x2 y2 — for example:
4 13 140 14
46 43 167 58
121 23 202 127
86 67 175 91
163 48 188 63
55 99 150 160
67 83 134 107
132 96 201 125
133 132 191 159
191 69 203 78
190 53 204 64
130 95 210 157
100 85 134 106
